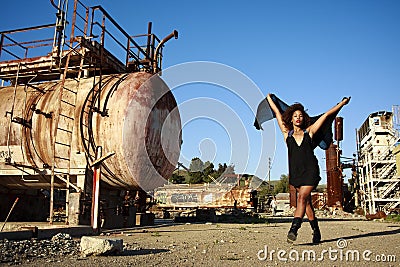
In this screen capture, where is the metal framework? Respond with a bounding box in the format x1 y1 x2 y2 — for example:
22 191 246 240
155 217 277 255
0 0 174 84
357 110 400 215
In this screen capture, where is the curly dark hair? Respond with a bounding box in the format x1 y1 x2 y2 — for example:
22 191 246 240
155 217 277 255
282 103 311 131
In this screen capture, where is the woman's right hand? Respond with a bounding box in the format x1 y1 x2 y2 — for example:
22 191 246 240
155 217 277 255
341 97 351 105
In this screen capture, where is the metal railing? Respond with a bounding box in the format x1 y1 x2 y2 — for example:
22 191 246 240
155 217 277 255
0 24 57 61
0 0 177 75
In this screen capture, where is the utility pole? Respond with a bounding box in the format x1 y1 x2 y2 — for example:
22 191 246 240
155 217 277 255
268 157 271 191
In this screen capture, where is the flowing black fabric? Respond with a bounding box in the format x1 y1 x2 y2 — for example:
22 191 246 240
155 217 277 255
254 94 288 130
254 94 338 150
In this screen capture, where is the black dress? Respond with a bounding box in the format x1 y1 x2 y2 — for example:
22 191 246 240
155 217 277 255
286 130 321 188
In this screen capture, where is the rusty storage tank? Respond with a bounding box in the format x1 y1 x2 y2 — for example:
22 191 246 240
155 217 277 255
0 72 181 192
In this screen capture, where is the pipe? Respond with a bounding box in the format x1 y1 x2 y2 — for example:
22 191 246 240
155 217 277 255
91 146 102 233
50 0 61 11
1 198 19 232
153 30 178 72
146 22 152 56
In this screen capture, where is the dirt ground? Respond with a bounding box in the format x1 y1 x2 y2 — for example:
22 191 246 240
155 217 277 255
10 217 400 267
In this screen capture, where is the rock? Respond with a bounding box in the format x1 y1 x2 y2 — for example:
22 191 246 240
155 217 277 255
51 233 72 242
80 236 123 256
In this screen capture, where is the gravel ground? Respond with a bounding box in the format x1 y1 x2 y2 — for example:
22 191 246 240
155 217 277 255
1 218 399 267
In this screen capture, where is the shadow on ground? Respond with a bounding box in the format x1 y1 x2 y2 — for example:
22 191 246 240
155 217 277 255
297 226 400 246
121 248 170 256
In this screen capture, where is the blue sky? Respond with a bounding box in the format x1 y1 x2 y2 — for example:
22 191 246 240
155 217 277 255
2 1 400 184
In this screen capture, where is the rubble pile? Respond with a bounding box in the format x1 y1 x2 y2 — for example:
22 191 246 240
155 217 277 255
281 207 296 217
280 207 365 219
315 209 365 219
0 233 80 264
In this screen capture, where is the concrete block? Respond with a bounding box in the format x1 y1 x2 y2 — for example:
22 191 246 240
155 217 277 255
80 236 123 256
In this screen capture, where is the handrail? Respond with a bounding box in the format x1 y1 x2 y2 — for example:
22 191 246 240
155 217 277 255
90 5 151 62
1 35 27 51
91 21 139 62
0 0 178 80
0 23 57 35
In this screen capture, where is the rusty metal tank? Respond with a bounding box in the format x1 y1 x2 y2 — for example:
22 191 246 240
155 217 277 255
0 72 181 191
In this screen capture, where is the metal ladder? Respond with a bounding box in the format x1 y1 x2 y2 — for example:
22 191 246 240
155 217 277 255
49 42 85 224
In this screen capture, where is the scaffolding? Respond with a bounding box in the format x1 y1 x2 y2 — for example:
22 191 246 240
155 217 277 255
357 110 400 215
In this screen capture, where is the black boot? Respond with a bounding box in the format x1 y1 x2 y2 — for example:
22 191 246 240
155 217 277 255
287 217 302 242
309 218 321 244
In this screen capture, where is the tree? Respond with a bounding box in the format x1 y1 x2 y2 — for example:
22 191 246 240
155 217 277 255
203 161 215 183
188 171 204 184
170 173 185 184
185 160 236 184
189 157 204 172
214 163 227 178
273 174 289 194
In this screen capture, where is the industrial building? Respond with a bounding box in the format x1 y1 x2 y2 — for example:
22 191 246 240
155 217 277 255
357 108 400 215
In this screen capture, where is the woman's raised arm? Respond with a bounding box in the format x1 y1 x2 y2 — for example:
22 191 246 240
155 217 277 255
308 97 350 137
267 94 289 135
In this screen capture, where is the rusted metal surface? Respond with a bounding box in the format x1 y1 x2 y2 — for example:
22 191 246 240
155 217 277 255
0 0 178 84
0 73 181 190
154 184 254 209
325 143 343 207
335 117 343 141
0 38 127 83
89 72 181 190
311 192 327 210
153 30 178 73
0 0 180 226
289 184 297 208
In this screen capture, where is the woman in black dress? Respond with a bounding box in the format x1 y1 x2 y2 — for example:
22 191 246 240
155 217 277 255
266 94 350 243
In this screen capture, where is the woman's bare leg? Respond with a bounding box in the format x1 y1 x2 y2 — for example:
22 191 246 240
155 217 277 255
305 195 315 221
294 185 314 218
302 189 321 243
287 185 314 242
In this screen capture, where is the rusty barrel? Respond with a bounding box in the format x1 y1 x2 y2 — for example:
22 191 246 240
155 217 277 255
0 72 181 190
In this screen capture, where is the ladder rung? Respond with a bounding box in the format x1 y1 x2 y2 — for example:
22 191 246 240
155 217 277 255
54 156 70 161
55 141 71 147
59 113 74 120
57 127 73 133
61 99 76 107
63 86 78 94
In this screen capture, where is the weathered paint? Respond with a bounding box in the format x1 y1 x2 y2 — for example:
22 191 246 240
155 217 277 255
154 184 254 209
0 73 181 190
325 143 343 207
